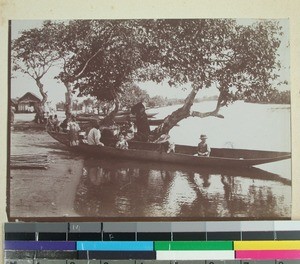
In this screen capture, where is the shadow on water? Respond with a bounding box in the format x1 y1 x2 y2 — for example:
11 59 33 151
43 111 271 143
74 157 291 220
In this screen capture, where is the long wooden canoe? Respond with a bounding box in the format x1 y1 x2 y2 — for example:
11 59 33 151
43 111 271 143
78 110 157 118
77 112 158 122
47 131 291 168
77 118 164 127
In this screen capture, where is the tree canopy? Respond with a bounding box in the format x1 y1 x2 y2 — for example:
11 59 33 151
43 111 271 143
12 19 287 136
12 21 62 121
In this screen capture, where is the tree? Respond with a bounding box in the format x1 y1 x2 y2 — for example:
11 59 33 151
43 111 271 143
11 21 61 122
56 101 66 111
134 19 284 137
82 98 95 107
71 20 146 122
20 19 284 137
119 84 150 110
245 89 290 104
58 19 284 138
148 95 166 108
54 20 136 118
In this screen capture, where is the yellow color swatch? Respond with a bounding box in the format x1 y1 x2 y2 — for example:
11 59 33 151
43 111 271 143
234 241 300 250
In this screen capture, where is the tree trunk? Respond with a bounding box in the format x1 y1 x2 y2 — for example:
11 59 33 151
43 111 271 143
151 87 199 138
150 87 224 139
64 82 73 118
34 78 48 123
33 103 45 124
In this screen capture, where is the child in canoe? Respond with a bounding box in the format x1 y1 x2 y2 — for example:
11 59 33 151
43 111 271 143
197 134 211 157
116 134 129 150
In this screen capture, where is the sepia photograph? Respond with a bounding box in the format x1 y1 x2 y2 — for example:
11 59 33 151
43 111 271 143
8 19 291 221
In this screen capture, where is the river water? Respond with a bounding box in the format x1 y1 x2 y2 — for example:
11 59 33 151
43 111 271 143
10 101 291 220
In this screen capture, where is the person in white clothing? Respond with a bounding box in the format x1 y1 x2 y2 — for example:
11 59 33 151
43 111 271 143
67 116 80 146
115 134 128 150
87 120 104 146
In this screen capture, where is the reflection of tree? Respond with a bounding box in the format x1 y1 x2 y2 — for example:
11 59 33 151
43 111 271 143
201 173 211 188
75 165 118 216
220 176 286 219
74 158 175 217
179 172 216 218
245 185 281 218
88 167 112 186
179 171 288 220
219 175 245 217
133 169 174 216
74 158 290 219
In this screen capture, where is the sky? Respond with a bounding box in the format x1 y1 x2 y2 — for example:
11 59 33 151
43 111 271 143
10 19 290 105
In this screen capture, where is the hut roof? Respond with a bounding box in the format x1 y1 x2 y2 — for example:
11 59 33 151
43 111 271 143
18 92 42 103
10 98 18 106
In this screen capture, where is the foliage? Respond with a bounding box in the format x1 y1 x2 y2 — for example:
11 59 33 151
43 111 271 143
13 19 286 133
12 21 63 122
119 84 150 110
51 19 285 109
12 21 61 82
82 98 95 107
138 20 283 103
66 20 144 101
148 95 166 108
55 101 66 111
245 89 290 104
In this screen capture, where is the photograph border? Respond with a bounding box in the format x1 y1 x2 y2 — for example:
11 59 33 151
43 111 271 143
7 18 292 221
1 0 300 250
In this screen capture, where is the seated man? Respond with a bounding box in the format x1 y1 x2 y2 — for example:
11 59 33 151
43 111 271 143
131 102 150 142
197 134 210 157
87 120 104 146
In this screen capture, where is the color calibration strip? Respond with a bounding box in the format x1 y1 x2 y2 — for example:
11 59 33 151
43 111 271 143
4 221 300 264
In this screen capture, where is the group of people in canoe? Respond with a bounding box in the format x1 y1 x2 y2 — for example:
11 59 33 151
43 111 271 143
47 102 211 157
45 114 61 132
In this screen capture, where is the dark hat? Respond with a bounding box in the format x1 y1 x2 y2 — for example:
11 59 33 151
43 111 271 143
131 102 145 114
200 134 208 139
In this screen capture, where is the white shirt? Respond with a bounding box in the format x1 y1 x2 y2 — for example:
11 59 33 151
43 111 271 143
87 128 102 145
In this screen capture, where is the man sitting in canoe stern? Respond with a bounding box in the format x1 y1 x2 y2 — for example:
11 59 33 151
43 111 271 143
130 102 150 142
197 134 211 157
87 120 104 146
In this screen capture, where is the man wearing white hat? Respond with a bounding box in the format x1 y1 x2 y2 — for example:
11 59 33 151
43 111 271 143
197 134 211 157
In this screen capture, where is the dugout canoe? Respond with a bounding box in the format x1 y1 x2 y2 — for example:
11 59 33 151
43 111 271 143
77 118 164 126
77 112 158 121
47 131 291 168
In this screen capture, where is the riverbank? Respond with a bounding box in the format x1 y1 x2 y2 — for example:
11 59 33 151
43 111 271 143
12 121 45 132
9 126 83 219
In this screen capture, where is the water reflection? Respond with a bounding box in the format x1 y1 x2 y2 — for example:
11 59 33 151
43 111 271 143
74 158 291 220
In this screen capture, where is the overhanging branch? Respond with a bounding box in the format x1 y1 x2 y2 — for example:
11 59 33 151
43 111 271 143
190 110 224 118
74 47 103 79
73 26 117 80
190 91 224 118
